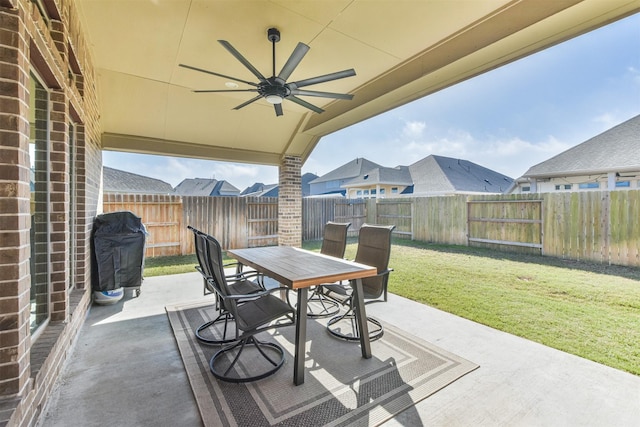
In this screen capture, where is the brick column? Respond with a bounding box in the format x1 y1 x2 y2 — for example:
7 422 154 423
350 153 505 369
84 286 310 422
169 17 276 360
0 4 32 396
278 155 302 247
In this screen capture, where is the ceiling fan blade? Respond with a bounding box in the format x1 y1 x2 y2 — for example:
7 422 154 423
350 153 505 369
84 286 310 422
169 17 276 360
290 68 356 88
194 89 258 93
274 103 283 117
218 40 267 82
286 96 324 114
233 95 263 110
277 42 310 82
179 64 258 87
290 89 353 100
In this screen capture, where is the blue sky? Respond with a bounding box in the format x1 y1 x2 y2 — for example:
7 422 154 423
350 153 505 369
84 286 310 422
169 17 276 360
104 13 640 191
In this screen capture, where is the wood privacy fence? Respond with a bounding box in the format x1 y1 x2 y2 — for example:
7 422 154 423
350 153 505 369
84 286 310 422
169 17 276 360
102 190 640 267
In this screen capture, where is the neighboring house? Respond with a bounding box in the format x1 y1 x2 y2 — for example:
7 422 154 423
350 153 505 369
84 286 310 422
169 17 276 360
309 158 383 196
103 166 174 194
174 178 240 196
509 115 640 194
326 155 513 198
241 173 319 197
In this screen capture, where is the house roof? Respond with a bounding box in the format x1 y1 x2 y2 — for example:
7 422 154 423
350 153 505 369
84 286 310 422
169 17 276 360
523 114 640 178
103 167 174 194
410 155 513 194
174 178 240 196
240 183 279 198
310 158 382 184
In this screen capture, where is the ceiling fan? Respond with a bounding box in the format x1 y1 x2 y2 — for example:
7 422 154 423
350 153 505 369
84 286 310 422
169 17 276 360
179 28 356 117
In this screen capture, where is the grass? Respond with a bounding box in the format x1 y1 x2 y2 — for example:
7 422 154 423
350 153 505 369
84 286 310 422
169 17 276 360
145 254 199 277
145 239 640 375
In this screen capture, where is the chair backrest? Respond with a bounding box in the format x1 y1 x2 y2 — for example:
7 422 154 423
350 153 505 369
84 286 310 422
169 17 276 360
354 224 395 299
190 226 213 279
201 233 240 317
320 222 351 259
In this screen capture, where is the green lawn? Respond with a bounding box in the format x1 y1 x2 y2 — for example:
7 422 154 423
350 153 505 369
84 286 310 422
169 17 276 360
145 239 640 375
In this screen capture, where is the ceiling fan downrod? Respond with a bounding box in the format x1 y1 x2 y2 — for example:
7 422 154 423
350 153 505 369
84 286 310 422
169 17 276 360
267 28 280 78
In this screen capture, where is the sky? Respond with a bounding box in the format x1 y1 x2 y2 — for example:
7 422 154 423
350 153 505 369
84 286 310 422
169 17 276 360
103 13 640 191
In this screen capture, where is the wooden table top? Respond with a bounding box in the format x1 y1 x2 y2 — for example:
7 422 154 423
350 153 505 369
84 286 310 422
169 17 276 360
227 246 377 289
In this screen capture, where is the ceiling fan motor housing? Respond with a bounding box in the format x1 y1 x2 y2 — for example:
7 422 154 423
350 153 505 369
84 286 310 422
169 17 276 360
267 28 280 43
259 78 289 98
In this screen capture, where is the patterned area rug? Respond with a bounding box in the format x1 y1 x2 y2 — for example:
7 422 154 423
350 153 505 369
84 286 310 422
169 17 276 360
167 300 479 426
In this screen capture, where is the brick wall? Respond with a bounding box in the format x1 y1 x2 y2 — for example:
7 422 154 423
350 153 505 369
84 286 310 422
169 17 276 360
0 0 102 425
0 0 32 400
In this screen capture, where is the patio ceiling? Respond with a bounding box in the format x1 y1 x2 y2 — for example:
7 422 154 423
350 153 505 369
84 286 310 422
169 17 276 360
75 0 639 167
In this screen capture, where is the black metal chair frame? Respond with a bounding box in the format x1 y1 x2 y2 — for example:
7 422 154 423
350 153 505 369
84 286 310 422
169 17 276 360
202 234 296 383
306 221 351 318
188 225 264 345
322 224 395 342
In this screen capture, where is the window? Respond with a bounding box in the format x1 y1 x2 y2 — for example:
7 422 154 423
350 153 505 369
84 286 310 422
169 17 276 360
615 181 630 188
29 72 50 334
379 188 385 195
371 189 377 195
555 184 572 190
579 182 600 189
391 187 398 194
522 186 530 192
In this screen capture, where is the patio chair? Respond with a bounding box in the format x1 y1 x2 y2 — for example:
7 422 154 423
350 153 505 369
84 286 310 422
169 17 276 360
322 224 395 342
188 226 263 345
203 234 296 383
306 221 351 318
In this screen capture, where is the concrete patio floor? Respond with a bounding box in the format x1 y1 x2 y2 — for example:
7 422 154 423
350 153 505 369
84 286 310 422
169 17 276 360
37 271 640 426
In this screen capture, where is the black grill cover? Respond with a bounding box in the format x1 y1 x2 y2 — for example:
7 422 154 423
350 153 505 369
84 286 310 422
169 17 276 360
92 211 146 291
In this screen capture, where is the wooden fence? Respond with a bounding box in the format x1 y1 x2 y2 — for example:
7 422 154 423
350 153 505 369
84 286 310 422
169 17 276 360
103 190 640 267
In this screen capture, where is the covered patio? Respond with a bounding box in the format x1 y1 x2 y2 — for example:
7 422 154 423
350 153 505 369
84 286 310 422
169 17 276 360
2 1 640 425
38 272 640 426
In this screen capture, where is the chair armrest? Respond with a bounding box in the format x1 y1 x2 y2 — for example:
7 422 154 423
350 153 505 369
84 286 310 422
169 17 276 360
222 284 291 302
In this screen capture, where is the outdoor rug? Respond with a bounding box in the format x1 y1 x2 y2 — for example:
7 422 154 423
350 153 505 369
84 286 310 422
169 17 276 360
167 300 479 427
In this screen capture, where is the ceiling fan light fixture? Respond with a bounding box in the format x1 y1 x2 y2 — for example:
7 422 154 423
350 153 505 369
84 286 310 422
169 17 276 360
265 94 283 104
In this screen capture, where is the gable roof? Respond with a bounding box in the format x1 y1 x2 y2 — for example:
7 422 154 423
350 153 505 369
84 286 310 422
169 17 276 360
310 158 383 184
174 178 240 196
410 155 513 194
103 167 174 194
523 115 640 178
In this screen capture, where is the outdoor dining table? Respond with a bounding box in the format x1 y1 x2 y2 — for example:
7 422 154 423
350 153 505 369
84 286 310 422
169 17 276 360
226 245 378 386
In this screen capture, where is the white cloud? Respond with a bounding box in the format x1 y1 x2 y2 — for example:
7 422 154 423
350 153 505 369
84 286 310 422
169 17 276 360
401 120 426 139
